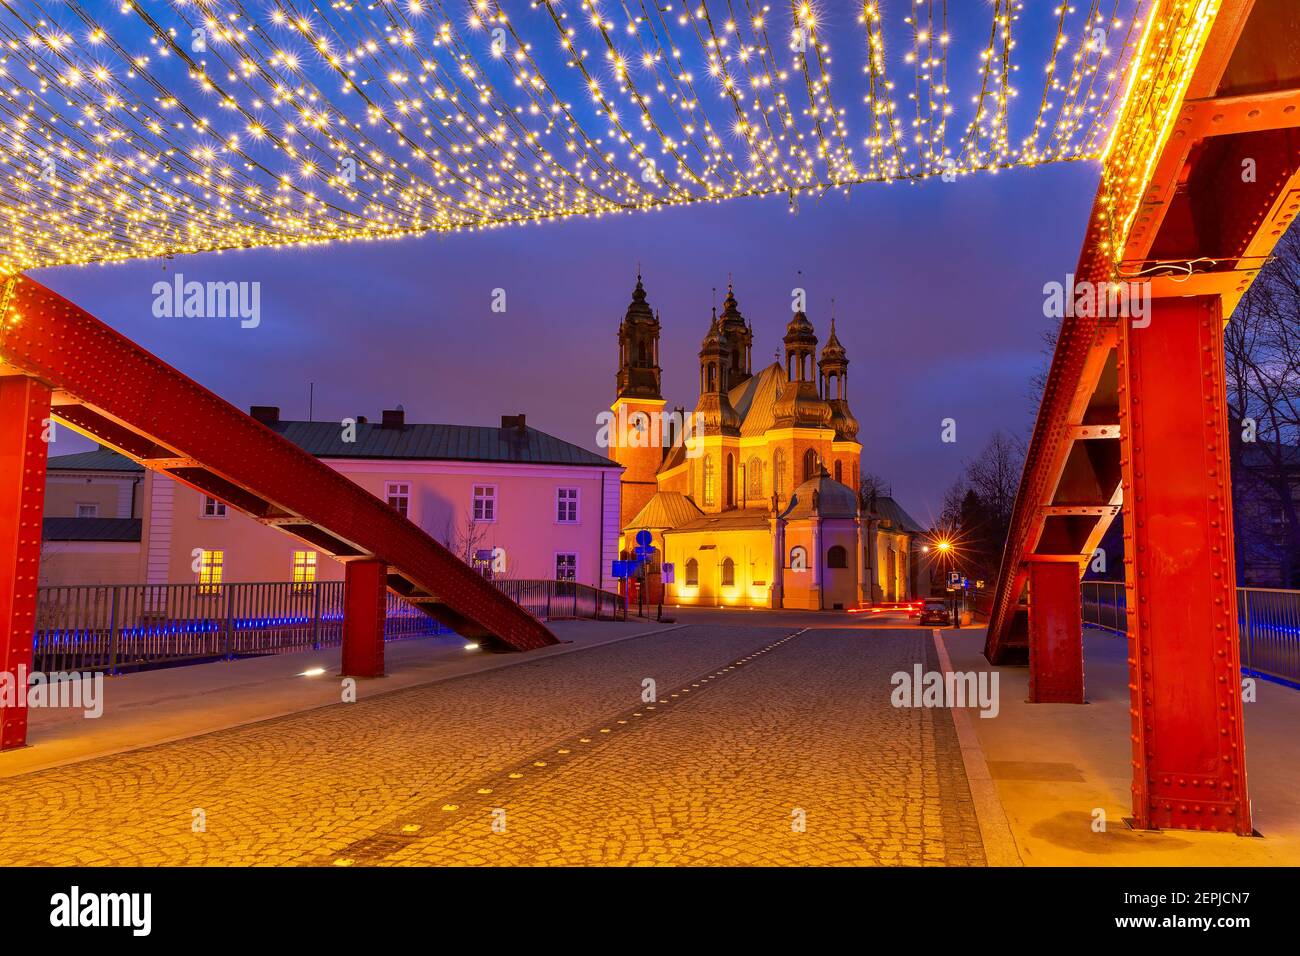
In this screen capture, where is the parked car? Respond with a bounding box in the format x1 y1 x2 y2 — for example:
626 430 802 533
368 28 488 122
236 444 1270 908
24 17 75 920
918 598 951 626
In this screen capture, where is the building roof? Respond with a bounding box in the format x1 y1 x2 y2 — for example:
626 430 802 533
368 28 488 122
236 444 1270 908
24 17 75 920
47 448 144 473
625 491 703 531
268 419 617 467
43 517 142 542
728 362 785 437
785 472 860 519
867 495 925 534
668 507 772 533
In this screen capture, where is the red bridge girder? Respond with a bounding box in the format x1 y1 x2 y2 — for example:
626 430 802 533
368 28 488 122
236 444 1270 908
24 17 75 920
0 275 557 747
987 0 1300 834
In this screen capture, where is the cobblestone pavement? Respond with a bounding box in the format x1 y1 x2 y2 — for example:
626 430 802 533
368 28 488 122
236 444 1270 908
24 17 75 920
0 625 984 866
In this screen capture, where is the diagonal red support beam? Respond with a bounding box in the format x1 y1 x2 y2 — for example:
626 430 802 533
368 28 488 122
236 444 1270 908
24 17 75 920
0 277 558 683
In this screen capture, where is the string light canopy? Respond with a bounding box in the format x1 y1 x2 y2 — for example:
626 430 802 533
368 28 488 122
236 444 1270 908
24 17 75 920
0 0 1185 274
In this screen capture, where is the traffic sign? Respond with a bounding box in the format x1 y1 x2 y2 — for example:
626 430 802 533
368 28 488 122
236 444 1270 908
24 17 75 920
635 530 653 548
947 570 961 587
661 563 675 584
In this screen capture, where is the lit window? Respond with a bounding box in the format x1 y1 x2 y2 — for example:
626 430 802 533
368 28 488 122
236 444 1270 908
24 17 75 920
685 558 699 586
702 455 715 506
202 496 227 518
722 557 735 587
198 550 224 592
773 449 786 499
386 482 410 518
292 550 317 589
473 485 496 521
556 487 579 523
747 457 762 499
555 552 577 581
76 503 98 519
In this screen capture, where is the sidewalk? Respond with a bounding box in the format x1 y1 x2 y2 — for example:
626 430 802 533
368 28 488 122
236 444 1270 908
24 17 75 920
941 627 1300 865
1 618 678 779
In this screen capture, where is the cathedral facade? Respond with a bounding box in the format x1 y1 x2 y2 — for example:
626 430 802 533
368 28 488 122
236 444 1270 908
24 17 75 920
611 275 888 610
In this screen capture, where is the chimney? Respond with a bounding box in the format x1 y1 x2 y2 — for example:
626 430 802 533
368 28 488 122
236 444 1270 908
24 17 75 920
249 405 280 425
381 407 405 430
356 415 368 425
501 413 526 433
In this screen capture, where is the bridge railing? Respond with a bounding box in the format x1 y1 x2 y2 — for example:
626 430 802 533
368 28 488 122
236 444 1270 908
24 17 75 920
31 577 625 674
490 578 625 622
1082 582 1300 685
31 581 443 674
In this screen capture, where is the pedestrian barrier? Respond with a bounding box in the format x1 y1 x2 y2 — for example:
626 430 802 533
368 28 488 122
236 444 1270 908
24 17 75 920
1082 581 1300 687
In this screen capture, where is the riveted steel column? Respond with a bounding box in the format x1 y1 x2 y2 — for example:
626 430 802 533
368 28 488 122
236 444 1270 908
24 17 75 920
0 376 52 750
1117 295 1250 833
341 559 386 678
1027 560 1085 703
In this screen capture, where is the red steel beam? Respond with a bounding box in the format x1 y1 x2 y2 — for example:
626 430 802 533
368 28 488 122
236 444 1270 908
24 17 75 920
342 560 387 679
1027 561 1085 704
0 277 558 669
1118 295 1250 833
0 376 50 750
987 0 1299 664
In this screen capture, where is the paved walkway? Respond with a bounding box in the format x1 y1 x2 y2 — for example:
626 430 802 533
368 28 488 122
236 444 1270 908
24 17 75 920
943 626 1300 866
0 624 986 866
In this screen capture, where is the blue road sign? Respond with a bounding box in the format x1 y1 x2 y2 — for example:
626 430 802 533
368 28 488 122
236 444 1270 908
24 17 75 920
635 529 653 549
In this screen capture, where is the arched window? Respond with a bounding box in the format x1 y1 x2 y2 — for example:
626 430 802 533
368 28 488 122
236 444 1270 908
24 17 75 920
834 460 842 483
685 558 699 587
702 455 715 506
637 340 649 365
803 448 819 481
789 545 808 571
827 545 848 568
725 453 735 508
773 449 786 499
721 557 735 587
747 457 762 499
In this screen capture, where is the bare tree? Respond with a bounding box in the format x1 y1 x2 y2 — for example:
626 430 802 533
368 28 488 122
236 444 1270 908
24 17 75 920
439 514 489 566
1225 224 1300 586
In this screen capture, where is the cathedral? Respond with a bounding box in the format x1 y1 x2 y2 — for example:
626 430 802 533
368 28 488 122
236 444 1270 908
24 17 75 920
611 275 914 610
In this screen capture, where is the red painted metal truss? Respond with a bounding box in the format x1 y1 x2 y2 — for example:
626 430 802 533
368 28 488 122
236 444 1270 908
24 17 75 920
986 0 1300 833
0 276 558 653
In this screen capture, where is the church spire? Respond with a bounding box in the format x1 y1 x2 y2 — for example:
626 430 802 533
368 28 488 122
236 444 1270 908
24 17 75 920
819 306 858 441
717 277 753 389
615 271 662 402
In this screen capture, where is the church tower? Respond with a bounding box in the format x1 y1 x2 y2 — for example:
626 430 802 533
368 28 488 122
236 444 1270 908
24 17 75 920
613 273 666 529
693 308 742 513
716 281 753 390
818 315 862 489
